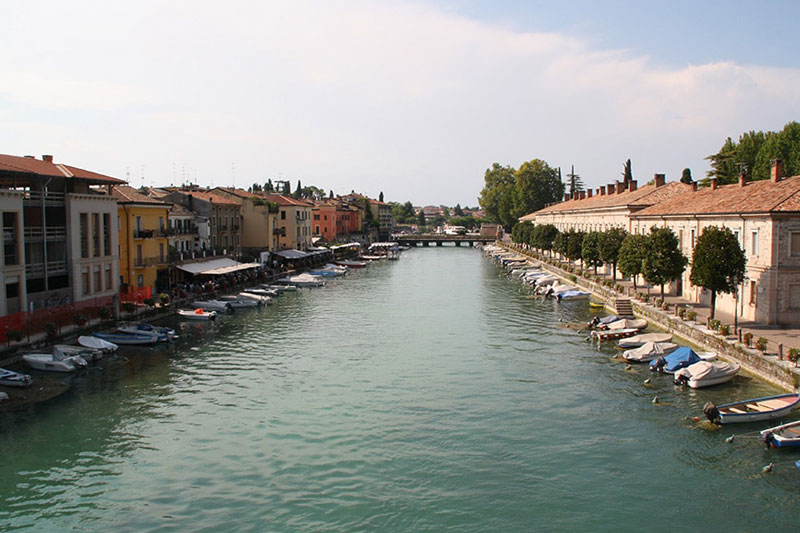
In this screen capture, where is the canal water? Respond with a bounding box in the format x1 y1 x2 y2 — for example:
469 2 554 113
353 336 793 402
1 247 798 531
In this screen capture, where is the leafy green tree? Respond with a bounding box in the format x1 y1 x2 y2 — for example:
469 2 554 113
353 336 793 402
680 168 693 184
251 183 262 192
690 226 747 320
621 159 633 188
642 226 688 299
581 231 603 274
265 179 274 192
329 190 334 199
513 159 564 222
566 165 584 197
449 215 477 229
453 203 464 216
533 224 559 256
294 180 302 198
379 191 384 202
598 227 627 281
553 231 568 259
618 234 648 290
479 163 517 229
442 207 450 219
566 230 585 271
417 210 426 227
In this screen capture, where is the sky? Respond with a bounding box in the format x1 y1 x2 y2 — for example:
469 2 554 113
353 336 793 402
2 0 799 207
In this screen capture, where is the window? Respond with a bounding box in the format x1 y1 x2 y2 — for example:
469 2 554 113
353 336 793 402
136 216 142 233
92 213 100 257
6 281 19 299
137 274 144 289
103 213 111 256
314 214 320 221
158 216 164 234
751 231 759 255
105 265 112 290
678 229 684 251
750 280 757 305
136 244 143 266
691 229 696 250
82 267 90 295
733 230 740 246
159 243 165 262
94 265 101 293
3 211 18 266
80 213 89 258
315 225 320 235
790 233 800 257
281 210 286 220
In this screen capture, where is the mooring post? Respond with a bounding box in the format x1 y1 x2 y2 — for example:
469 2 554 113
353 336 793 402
779 343 784 361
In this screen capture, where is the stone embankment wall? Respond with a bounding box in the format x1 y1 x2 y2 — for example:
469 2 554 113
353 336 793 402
499 243 799 392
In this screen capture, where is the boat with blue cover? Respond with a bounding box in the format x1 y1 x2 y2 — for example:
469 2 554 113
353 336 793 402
649 347 715 373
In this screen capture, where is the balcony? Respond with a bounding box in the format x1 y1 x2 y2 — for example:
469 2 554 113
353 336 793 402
134 229 168 239
133 256 168 267
166 226 198 236
168 247 229 264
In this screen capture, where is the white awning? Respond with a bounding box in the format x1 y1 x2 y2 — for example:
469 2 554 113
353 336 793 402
176 258 259 275
274 249 308 259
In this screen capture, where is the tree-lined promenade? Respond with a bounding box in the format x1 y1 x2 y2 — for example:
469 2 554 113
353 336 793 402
510 221 745 320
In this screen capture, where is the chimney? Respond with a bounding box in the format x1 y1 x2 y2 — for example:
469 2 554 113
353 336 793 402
710 178 718 190
692 182 697 192
629 179 638 192
564 193 570 202
42 155 53 163
587 189 593 198
599 186 606 196
24 155 35 159
616 181 625 194
579 191 586 200
654 173 665 188
771 159 783 182
739 172 747 187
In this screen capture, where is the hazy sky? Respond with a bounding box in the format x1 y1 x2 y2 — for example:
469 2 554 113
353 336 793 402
2 1 799 207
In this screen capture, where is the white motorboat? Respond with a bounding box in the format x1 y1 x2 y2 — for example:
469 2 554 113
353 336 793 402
0 368 33 387
603 318 648 331
55 344 103 362
278 274 325 287
674 360 740 388
192 300 232 312
618 332 673 348
23 347 87 373
262 284 298 292
218 295 260 308
556 290 591 301
236 292 272 305
117 322 176 341
177 308 217 321
333 260 366 268
622 341 678 363
78 335 118 353
94 331 159 345
243 287 278 297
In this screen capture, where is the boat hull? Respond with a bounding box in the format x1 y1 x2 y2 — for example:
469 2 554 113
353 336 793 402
714 393 800 424
94 332 159 345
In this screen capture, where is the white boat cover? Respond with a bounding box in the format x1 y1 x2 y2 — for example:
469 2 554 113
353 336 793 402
607 318 647 330
674 361 740 382
618 332 673 348
79 335 119 352
623 341 678 362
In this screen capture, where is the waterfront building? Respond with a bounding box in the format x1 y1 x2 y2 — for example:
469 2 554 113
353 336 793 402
312 200 363 243
167 203 199 255
631 160 800 325
369 199 394 241
264 194 313 251
112 185 170 297
162 188 242 257
0 154 122 316
212 187 280 255
312 203 337 242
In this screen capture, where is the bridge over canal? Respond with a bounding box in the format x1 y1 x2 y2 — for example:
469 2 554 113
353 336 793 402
391 234 497 247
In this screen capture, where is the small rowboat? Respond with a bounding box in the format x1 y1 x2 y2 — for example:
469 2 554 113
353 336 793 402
589 301 605 309
0 368 33 387
591 328 641 341
177 308 216 321
622 341 678 363
761 420 800 448
703 393 800 424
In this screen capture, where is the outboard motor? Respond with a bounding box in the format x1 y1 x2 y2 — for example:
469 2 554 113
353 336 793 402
703 402 720 424
762 431 776 449
587 316 600 329
651 356 666 373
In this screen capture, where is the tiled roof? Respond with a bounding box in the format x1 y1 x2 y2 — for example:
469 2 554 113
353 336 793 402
180 189 240 206
112 185 169 205
0 154 124 184
635 176 800 217
169 203 194 216
521 181 690 220
213 187 259 199
264 194 313 207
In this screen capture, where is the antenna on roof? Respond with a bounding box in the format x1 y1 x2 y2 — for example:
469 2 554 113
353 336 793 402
232 162 235 189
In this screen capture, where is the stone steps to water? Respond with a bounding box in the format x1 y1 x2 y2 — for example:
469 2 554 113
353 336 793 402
615 298 633 317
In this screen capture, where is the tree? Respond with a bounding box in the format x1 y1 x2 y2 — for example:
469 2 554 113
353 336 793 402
618 234 648 290
553 231 568 259
442 207 450 219
329 190 334 199
294 180 302 198
265 179 274 192
453 203 463 216
642 226 688 299
598 227 627 281
512 159 564 222
680 168 693 184
566 230 585 271
379 191 384 202
566 164 584 197
582 232 603 274
690 226 747 320
417 210 426 227
533 224 559 256
621 159 633 188
479 163 517 229
251 182 262 192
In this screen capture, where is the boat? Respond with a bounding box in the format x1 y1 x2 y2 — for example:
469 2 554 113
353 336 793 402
333 260 366 268
618 332 673 349
177 308 217 321
556 290 591 301
192 300 233 312
307 268 343 277
0 368 33 387
587 315 620 329
217 295 260 308
673 360 740 388
118 322 176 341
23 347 88 373
622 341 678 363
591 328 641 341
262 284 298 292
78 335 118 353
589 301 605 309
603 318 647 331
761 420 800 448
649 347 716 373
359 254 384 260
236 292 272 305
243 287 278 298
703 393 800 424
93 331 159 345
55 344 104 362
277 274 325 287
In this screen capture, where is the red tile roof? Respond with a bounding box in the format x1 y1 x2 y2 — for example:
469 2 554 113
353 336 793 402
111 185 169 205
635 176 800 216
213 187 259 199
180 189 240 206
264 194 313 207
0 154 124 184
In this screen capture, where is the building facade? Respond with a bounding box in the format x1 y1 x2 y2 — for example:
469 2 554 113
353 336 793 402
265 194 313 250
212 187 279 254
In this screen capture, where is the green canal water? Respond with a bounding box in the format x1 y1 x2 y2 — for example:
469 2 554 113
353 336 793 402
1 247 798 531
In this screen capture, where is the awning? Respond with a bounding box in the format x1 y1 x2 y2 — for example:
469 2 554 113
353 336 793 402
274 249 308 259
176 257 259 275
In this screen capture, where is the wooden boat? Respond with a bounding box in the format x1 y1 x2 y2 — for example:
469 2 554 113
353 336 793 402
673 360 740 388
94 331 159 345
0 367 33 387
622 341 678 363
177 308 217 321
618 332 673 349
703 393 800 424
761 420 800 448
591 328 641 341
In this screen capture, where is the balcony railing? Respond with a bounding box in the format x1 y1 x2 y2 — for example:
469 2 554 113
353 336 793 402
133 256 168 267
133 229 168 239
169 248 230 264
166 226 198 236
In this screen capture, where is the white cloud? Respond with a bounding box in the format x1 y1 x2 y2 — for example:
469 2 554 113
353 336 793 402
1 0 799 205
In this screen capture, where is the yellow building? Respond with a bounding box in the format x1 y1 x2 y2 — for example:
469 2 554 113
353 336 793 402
112 185 170 297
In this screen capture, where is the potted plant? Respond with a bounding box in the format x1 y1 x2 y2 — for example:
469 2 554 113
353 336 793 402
687 310 697 322
73 313 88 327
678 308 687 320
122 302 136 315
6 328 23 344
756 337 768 353
709 319 721 331
143 297 156 308
159 293 170 306
97 307 112 320
789 348 799 367
719 323 730 336
743 331 753 348
45 321 58 341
